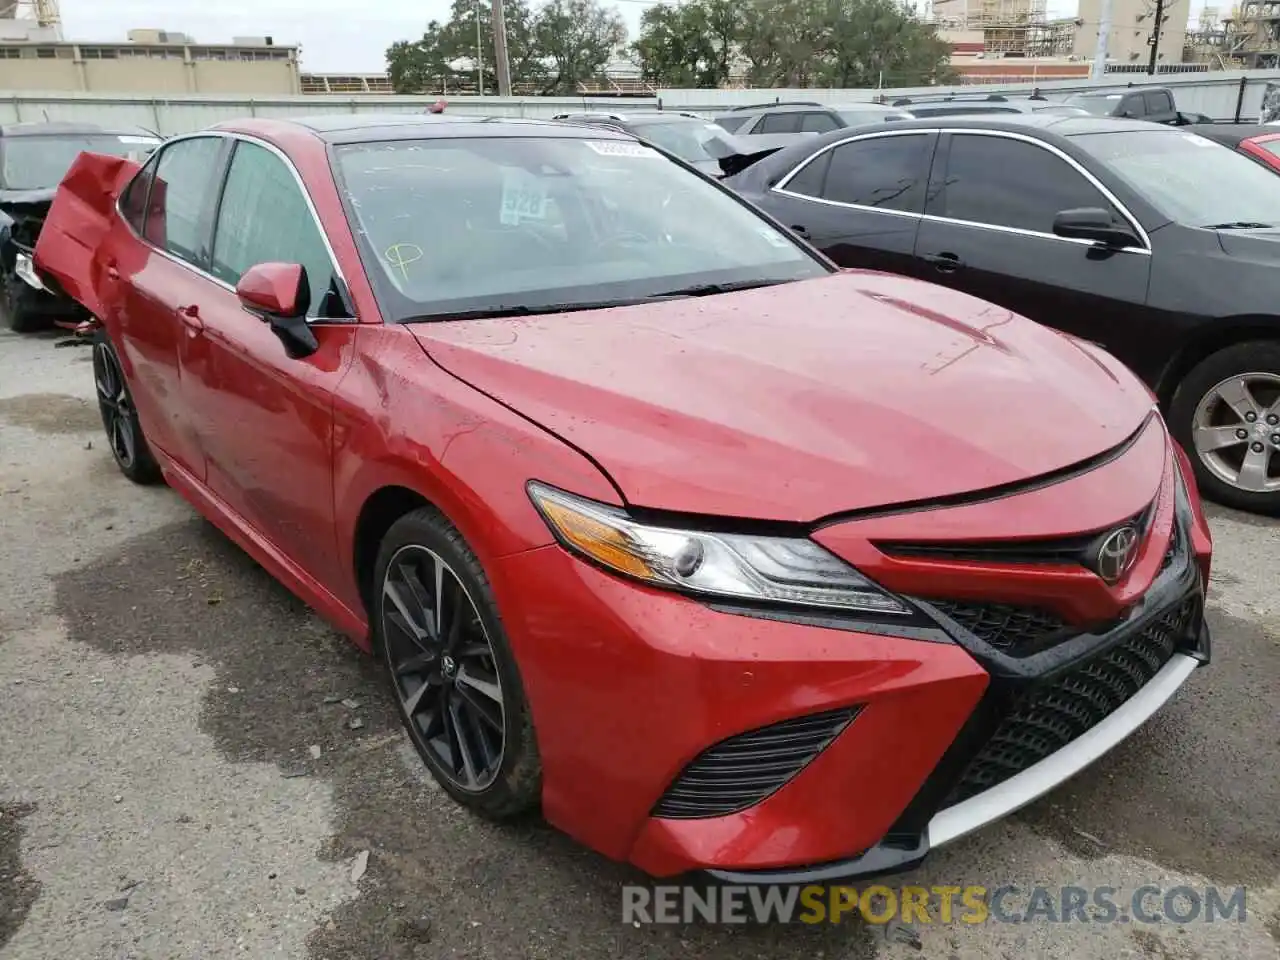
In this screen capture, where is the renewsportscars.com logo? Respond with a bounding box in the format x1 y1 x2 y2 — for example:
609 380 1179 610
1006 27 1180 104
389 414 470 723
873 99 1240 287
622 884 1249 926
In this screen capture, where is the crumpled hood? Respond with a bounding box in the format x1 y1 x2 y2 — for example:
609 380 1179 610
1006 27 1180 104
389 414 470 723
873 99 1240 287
411 271 1154 522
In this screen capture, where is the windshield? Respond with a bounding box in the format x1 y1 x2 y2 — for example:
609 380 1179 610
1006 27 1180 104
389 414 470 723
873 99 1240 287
1066 94 1123 116
627 120 737 164
333 137 827 321
1074 129 1280 227
0 133 160 190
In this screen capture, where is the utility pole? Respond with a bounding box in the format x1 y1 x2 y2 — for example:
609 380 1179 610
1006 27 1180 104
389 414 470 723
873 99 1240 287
492 0 512 96
1147 0 1166 75
475 0 484 95
1091 0 1114 80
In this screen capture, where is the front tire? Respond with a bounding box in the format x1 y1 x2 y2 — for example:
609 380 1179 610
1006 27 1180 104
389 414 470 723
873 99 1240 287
92 334 163 485
1169 340 1280 515
3 275 49 333
373 506 541 819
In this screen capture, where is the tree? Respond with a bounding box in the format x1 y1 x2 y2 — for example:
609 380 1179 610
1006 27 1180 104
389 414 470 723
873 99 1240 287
534 0 627 94
633 0 738 88
386 23 452 94
386 0 546 94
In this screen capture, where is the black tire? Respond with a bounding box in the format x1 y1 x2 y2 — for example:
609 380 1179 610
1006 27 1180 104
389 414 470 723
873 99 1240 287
92 333 163 485
1168 339 1280 515
373 505 541 820
3 275 50 333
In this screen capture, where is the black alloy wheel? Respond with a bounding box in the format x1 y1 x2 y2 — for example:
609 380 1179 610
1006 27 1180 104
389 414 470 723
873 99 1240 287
92 335 162 485
374 507 541 818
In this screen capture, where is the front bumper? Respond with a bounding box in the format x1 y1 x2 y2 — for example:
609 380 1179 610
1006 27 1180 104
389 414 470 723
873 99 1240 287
489 430 1211 880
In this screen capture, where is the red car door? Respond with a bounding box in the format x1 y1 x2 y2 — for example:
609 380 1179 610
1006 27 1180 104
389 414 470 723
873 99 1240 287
107 136 229 481
178 136 358 588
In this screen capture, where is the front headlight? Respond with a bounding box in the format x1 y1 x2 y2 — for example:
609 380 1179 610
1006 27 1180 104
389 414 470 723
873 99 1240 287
527 481 910 616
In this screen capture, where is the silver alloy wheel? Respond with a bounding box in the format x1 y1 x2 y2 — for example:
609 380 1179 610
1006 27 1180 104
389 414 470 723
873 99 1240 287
380 544 506 792
1191 372 1280 494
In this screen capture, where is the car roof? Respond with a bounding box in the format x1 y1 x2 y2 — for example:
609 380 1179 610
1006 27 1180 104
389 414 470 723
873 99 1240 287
0 120 157 138
215 113 635 145
816 112 1157 137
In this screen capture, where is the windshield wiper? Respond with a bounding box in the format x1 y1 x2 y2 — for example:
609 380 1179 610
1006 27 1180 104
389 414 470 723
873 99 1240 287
403 297 666 322
645 278 792 298
1202 221 1276 230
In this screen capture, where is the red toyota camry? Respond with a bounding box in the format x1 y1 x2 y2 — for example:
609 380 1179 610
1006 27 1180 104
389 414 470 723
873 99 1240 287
34 115 1213 883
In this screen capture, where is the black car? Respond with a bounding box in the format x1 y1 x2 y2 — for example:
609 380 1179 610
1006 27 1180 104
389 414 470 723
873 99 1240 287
0 121 160 331
726 114 1280 514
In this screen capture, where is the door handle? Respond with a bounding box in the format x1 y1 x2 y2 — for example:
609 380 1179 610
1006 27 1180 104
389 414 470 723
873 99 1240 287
922 252 963 273
176 304 204 333
791 224 811 239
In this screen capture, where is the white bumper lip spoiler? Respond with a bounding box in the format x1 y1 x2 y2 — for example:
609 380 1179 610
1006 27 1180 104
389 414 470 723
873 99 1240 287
928 651 1200 849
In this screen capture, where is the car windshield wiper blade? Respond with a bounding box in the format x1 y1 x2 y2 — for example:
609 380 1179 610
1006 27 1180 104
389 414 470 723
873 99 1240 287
403 298 662 322
1202 221 1276 229
645 278 792 298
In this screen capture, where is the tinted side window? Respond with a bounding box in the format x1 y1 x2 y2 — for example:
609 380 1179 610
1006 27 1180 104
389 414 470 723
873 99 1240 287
936 134 1111 234
119 153 159 233
822 134 932 212
1144 90 1174 114
782 150 832 197
144 136 224 264
211 140 342 319
799 112 840 133
759 112 802 134
715 116 748 133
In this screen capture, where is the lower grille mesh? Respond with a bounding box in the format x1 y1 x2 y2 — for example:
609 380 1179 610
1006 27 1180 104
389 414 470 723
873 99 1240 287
651 708 858 820
942 596 1198 808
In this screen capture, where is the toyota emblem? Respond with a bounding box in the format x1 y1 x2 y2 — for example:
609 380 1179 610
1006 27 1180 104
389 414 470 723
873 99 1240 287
1093 525 1139 584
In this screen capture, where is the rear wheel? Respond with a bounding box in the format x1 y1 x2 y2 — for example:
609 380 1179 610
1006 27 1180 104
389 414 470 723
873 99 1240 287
92 334 163 485
373 506 541 819
1169 340 1280 515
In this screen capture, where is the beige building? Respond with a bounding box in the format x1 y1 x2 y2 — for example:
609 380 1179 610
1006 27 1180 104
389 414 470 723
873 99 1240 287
0 28 301 94
1073 0 1188 67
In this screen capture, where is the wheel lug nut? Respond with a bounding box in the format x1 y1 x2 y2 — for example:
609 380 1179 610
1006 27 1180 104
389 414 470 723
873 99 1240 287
1251 442 1265 452
1246 412 1258 422
1237 428 1249 439
1272 434 1280 445
1269 415 1280 425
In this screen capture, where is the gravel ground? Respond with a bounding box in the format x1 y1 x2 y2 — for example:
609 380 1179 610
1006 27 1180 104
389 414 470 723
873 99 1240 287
1 323 1278 960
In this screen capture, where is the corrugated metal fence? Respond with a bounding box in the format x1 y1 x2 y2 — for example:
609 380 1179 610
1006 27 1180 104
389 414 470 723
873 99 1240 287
2 69 1279 135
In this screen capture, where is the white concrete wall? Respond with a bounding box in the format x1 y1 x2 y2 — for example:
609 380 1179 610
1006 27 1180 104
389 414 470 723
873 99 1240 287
0 69 1276 135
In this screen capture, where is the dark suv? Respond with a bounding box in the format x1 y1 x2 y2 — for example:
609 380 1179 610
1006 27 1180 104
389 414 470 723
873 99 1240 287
1 121 160 331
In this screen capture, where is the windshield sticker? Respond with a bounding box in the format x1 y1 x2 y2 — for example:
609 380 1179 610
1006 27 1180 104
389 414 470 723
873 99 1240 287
118 135 160 144
500 168 550 225
1182 134 1215 147
583 140 660 158
756 226 792 249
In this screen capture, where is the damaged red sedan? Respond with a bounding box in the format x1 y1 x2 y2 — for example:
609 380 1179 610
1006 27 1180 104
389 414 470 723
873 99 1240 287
35 115 1213 882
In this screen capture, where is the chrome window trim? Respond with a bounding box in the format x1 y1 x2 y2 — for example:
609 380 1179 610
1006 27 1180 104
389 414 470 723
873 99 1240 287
771 126 1153 257
114 130 358 323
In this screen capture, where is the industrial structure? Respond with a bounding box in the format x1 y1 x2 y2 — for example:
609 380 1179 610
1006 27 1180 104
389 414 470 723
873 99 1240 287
0 3 300 93
1224 0 1280 67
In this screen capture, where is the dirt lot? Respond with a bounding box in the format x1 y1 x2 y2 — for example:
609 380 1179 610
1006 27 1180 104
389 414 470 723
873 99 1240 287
1 323 1279 960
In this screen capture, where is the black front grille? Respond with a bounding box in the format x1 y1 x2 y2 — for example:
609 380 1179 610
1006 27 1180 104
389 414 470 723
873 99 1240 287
651 708 858 820
941 596 1198 808
923 599 1070 655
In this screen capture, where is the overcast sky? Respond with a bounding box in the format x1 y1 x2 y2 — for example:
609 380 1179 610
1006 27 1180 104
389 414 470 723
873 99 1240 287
62 0 1199 76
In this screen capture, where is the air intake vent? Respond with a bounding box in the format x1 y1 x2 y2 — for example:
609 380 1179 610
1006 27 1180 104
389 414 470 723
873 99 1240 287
942 595 1198 808
923 599 1071 655
651 708 858 820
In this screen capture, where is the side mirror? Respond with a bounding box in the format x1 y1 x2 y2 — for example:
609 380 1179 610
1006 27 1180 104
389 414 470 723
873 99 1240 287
1052 207 1139 248
235 262 318 359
